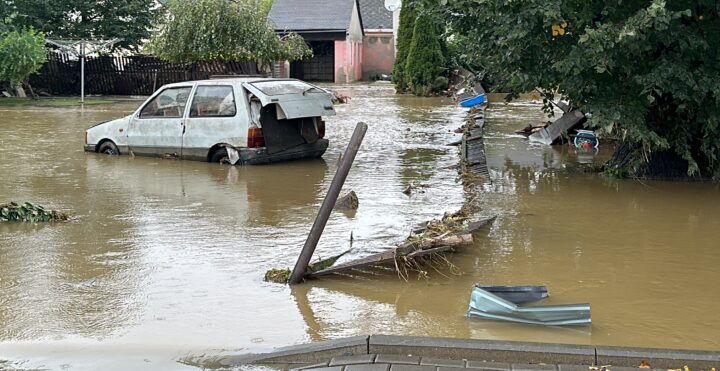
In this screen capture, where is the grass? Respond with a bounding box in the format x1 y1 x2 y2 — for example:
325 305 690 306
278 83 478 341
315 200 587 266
0 97 117 107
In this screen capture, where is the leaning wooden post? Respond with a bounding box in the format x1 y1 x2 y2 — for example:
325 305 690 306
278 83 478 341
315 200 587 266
289 122 368 284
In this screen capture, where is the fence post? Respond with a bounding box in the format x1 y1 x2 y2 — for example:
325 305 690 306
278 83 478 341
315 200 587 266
288 122 368 285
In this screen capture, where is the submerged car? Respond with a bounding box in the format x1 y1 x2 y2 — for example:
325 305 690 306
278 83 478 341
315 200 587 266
84 78 335 164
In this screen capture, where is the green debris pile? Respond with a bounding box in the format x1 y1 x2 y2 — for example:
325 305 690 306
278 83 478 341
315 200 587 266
264 249 352 284
264 268 291 284
0 202 70 222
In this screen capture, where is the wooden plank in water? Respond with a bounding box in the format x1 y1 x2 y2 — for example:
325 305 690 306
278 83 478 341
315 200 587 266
529 110 585 145
307 250 397 277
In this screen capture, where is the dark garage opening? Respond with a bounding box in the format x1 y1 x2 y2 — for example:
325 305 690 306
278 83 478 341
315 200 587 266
290 41 335 82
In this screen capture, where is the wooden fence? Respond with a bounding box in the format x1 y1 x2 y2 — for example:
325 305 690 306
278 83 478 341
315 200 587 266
29 53 260 96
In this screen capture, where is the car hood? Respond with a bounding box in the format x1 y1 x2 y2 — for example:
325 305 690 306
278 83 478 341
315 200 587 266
86 115 131 146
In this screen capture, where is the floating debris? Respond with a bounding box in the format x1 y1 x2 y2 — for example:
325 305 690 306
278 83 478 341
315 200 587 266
334 191 359 211
265 249 353 284
0 202 70 222
264 268 291 284
330 90 350 104
467 286 591 326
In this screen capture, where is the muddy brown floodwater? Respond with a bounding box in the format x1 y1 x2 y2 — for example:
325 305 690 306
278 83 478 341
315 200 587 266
0 84 718 370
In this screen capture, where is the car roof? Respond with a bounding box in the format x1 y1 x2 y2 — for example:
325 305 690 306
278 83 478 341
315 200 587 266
161 77 305 89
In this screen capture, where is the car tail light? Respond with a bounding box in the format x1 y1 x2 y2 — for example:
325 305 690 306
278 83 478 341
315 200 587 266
247 127 265 148
315 118 326 138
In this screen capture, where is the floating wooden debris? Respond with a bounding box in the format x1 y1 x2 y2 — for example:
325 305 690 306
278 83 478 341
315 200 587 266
306 215 495 279
0 202 70 222
459 105 490 181
515 122 550 137
528 110 586 145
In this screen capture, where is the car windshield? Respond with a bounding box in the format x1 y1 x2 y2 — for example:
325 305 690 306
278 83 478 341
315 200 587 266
248 80 323 96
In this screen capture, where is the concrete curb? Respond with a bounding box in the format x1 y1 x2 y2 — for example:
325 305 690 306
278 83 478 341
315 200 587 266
218 335 719 369
368 335 595 366
218 336 369 367
595 345 719 369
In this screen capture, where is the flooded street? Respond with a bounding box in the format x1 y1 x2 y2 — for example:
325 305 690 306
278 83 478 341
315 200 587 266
0 84 718 369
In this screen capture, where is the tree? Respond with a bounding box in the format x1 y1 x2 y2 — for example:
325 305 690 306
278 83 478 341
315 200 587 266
147 0 311 64
392 0 417 92
445 0 720 178
404 13 445 96
0 28 47 92
4 0 159 52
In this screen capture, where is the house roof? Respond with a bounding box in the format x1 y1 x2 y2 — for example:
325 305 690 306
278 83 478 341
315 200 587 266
268 0 361 32
358 0 393 30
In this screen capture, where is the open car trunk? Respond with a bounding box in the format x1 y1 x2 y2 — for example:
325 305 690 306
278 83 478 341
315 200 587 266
244 80 336 155
260 105 320 154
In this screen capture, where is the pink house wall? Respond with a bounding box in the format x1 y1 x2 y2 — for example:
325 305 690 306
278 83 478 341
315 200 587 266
361 32 395 79
334 39 363 83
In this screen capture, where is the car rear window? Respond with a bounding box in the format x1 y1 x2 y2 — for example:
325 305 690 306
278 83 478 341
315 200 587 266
248 81 324 96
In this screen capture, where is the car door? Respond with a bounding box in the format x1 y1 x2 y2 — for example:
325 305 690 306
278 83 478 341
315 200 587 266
127 85 193 157
182 84 244 161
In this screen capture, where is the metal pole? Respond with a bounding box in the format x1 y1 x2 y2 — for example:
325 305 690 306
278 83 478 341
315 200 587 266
80 41 85 104
288 122 368 284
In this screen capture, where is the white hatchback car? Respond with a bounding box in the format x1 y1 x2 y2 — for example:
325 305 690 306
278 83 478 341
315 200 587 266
84 78 335 164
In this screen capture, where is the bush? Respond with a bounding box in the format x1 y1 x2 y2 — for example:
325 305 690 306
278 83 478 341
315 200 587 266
0 29 47 89
392 0 416 92
404 13 446 96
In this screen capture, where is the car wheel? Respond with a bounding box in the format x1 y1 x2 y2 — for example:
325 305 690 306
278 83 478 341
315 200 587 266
210 148 230 164
98 141 120 156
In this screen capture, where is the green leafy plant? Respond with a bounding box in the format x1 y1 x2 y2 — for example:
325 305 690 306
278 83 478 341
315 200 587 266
0 202 70 223
147 0 311 64
444 0 720 178
0 28 47 90
404 13 446 96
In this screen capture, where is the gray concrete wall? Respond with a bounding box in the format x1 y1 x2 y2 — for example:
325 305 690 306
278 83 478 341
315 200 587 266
217 335 719 369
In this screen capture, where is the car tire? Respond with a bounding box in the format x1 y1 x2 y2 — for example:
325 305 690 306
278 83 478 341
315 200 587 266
98 141 120 156
210 148 229 164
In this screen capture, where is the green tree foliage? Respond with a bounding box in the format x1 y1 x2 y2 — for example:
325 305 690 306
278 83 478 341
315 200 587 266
2 0 159 52
445 0 720 178
0 28 47 89
392 0 417 92
405 13 446 96
147 0 311 64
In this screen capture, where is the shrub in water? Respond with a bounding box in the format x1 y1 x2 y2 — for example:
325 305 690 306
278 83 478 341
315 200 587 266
0 202 70 222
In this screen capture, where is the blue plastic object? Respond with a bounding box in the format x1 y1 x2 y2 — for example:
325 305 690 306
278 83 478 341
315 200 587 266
573 129 599 149
459 94 486 108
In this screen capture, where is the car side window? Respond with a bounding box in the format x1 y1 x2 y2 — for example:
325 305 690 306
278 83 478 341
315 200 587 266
189 86 236 118
139 87 192 118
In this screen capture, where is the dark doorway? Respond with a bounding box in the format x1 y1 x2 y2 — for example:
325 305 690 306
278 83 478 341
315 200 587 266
290 41 335 82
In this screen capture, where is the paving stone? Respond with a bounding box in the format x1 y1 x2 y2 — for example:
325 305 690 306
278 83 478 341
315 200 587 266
376 354 421 365
345 364 390 371
330 355 378 366
557 365 592 371
296 361 331 370
390 364 437 371
465 361 511 370
512 364 557 371
437 367 468 371
302 367 344 371
421 358 466 367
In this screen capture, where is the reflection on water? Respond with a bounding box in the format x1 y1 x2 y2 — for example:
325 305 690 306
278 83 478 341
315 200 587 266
0 86 719 369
